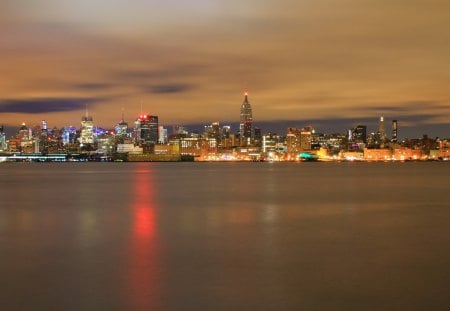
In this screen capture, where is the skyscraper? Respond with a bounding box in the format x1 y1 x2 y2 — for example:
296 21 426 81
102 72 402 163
0 125 6 151
378 116 386 141
392 119 398 143
80 114 94 145
239 91 253 146
353 125 367 143
135 114 158 147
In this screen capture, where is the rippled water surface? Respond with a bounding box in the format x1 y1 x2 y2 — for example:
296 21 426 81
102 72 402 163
1 162 449 310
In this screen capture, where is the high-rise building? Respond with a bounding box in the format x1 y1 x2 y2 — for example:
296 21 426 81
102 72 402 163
135 114 158 147
80 114 94 145
378 116 386 142
62 126 77 145
392 120 398 143
239 91 253 146
0 125 6 151
158 126 168 144
286 127 312 154
115 119 128 137
352 125 367 143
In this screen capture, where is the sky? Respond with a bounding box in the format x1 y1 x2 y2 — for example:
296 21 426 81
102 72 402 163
1 0 449 137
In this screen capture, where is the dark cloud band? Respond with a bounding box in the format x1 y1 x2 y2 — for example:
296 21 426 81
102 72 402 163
0 98 98 113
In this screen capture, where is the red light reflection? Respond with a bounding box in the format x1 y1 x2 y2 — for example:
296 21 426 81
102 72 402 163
125 165 161 310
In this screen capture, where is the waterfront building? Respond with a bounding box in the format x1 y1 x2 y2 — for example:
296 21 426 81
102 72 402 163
392 148 423 161
439 139 449 159
286 127 312 156
364 148 392 161
262 132 278 154
180 137 201 156
239 91 253 146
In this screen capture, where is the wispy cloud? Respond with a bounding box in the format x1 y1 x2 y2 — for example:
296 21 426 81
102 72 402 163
145 83 192 94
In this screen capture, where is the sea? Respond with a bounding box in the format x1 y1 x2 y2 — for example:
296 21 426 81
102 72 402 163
0 162 449 310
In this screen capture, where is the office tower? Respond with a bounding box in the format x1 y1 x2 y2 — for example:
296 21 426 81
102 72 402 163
0 125 6 151
239 91 253 146
158 126 168 144
115 109 128 137
286 127 312 154
205 122 221 145
136 114 158 147
254 127 262 147
80 113 94 145
392 120 398 143
62 127 77 145
262 132 278 153
353 125 367 143
115 120 128 137
378 116 386 142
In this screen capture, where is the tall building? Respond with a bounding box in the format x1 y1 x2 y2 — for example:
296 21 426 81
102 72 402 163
0 125 6 151
239 91 253 146
286 127 312 154
352 125 367 143
158 126 168 144
80 114 94 145
378 116 386 141
115 119 128 137
135 114 158 147
392 119 398 143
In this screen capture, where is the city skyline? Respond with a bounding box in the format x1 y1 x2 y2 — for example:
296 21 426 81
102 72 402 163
1 1 449 137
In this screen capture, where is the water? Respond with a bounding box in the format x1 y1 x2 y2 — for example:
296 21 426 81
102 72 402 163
1 162 449 310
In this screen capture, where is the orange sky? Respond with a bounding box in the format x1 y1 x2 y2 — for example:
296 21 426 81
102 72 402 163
1 0 449 135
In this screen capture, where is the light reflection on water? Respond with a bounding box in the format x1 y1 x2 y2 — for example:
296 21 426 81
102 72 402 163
124 165 161 310
0 162 449 310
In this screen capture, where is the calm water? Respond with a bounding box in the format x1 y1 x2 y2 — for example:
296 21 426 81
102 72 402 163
1 162 449 310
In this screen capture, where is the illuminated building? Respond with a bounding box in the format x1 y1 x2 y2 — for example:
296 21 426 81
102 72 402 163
262 132 278 153
254 127 262 147
392 119 398 143
239 91 253 146
158 126 168 144
364 148 392 161
0 125 6 151
62 126 77 145
286 127 312 155
80 112 94 145
135 114 158 151
115 119 128 137
378 116 386 147
221 125 232 148
352 125 367 143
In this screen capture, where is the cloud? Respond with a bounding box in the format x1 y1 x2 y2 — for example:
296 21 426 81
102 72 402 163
145 84 192 94
74 83 113 90
0 98 99 113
